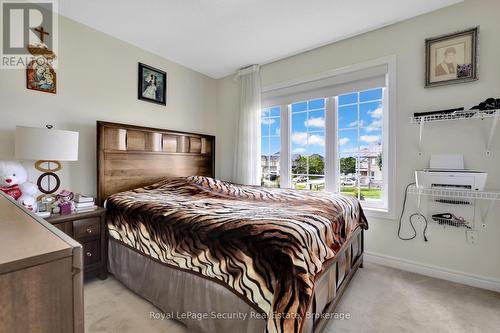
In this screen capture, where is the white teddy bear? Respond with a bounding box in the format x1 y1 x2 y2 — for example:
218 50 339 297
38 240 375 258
0 161 38 211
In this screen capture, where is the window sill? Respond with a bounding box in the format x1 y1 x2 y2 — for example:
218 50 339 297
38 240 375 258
362 206 394 221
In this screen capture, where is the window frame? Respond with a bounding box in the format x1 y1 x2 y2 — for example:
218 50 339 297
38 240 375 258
261 56 396 218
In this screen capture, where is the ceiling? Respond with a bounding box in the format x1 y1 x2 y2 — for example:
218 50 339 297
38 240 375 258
58 0 463 78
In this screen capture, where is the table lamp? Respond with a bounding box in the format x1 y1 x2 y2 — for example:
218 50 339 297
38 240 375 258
15 125 79 195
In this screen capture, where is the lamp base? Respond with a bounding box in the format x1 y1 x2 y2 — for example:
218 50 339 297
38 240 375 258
35 160 62 195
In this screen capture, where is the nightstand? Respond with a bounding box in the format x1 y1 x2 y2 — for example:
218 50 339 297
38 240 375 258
45 207 107 279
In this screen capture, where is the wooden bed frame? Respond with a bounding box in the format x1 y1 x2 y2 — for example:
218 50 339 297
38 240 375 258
96 121 364 333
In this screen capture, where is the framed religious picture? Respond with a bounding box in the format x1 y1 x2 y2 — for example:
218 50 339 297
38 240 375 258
425 27 479 88
138 63 167 105
26 57 56 94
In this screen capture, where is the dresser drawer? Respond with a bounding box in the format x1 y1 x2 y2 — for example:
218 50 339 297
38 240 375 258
82 241 100 266
73 217 100 241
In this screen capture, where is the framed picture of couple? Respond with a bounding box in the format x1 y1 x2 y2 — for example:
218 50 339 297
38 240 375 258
138 63 167 105
425 27 479 88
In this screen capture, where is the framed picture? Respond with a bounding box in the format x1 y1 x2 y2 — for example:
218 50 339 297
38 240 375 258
425 27 479 88
138 63 166 105
26 57 56 94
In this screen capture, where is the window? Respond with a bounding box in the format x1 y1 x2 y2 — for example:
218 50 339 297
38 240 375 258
261 106 281 187
260 59 394 213
338 88 384 206
291 99 326 191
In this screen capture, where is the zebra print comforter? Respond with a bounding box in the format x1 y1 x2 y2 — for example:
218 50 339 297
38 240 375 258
106 176 368 333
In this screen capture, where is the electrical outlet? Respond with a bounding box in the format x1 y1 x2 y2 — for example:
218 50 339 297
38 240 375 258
466 230 478 244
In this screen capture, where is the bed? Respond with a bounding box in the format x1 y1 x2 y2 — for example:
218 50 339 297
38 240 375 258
97 121 368 333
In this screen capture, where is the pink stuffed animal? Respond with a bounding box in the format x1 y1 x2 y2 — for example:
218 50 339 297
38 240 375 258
56 190 75 214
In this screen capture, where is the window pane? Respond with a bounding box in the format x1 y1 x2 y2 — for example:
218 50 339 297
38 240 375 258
269 106 281 117
269 137 281 156
292 101 307 113
360 131 381 156
292 175 308 190
309 175 325 191
308 98 325 110
291 106 307 156
340 153 359 198
261 121 269 137
291 112 307 133
307 131 325 149
290 98 326 191
360 101 382 130
307 153 324 176
359 128 382 152
341 186 361 199
339 154 357 177
360 88 382 102
358 154 383 201
338 90 384 205
269 117 281 136
291 154 306 175
338 129 358 154
266 137 280 188
261 153 270 187
338 104 358 129
261 106 281 188
307 110 325 130
339 92 358 106
261 136 270 156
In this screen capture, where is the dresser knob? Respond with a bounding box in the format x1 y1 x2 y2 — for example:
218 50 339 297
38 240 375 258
86 228 92 234
86 252 92 257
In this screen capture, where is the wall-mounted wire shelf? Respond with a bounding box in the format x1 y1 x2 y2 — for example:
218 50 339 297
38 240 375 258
408 185 499 232
410 109 500 155
408 185 500 200
409 109 500 124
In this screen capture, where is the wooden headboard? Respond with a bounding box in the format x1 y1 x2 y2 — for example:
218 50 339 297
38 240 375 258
97 121 215 205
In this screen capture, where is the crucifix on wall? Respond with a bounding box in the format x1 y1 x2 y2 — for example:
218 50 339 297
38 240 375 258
33 26 50 44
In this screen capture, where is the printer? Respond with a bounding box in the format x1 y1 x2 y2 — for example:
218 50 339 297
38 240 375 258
415 154 488 191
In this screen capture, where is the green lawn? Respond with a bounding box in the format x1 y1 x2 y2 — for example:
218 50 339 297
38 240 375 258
340 187 382 199
267 180 382 199
294 183 307 190
262 178 280 188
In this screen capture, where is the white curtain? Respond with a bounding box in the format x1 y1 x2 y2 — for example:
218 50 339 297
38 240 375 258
233 65 261 185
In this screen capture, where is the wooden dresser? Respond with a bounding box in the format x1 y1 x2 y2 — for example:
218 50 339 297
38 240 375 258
0 192 84 333
46 207 107 279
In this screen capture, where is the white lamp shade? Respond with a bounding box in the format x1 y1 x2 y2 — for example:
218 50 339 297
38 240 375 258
15 126 79 161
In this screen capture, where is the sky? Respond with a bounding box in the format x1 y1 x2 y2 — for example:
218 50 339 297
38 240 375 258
261 88 383 158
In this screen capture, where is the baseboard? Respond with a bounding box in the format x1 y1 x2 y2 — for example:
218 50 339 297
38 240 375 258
364 251 500 293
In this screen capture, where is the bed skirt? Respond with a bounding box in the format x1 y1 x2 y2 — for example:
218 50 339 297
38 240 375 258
108 228 364 333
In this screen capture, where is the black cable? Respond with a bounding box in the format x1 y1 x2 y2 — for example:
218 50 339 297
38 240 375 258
398 182 428 242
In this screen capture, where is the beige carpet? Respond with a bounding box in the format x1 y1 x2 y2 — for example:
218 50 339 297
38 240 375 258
84 263 500 333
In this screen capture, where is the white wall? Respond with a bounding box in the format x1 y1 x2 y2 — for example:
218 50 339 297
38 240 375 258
0 14 217 195
216 0 500 285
